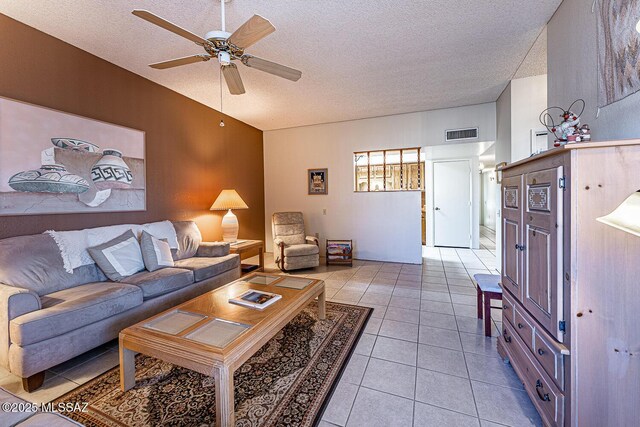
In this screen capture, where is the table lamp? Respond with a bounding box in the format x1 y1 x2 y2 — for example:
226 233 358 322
596 190 640 237
210 189 249 242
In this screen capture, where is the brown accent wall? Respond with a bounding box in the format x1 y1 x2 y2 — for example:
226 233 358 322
0 15 264 241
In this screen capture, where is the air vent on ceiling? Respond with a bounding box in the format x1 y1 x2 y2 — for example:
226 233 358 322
446 127 479 142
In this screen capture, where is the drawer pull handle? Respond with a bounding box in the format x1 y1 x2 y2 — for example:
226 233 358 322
503 304 508 309
538 348 545 356
503 330 511 343
535 380 550 402
517 323 524 329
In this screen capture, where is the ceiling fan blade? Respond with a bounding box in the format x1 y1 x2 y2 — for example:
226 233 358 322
149 54 211 69
222 64 246 95
227 15 275 50
241 55 302 82
132 10 209 46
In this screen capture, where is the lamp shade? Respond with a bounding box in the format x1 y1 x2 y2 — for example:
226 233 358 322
596 191 640 237
210 189 249 211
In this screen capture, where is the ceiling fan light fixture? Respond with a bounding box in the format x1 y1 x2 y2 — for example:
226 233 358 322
218 51 231 66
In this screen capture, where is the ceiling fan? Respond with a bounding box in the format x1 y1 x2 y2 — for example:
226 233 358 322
131 0 302 95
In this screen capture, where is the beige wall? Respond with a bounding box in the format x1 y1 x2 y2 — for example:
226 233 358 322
263 103 496 263
0 15 265 241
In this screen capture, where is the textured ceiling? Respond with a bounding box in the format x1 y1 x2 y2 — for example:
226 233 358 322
0 0 559 130
514 27 548 79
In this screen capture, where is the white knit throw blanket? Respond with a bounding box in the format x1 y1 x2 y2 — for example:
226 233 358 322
45 220 179 273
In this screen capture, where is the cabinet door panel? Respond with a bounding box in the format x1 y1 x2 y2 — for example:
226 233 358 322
526 226 552 313
502 175 523 301
503 219 520 296
523 167 564 342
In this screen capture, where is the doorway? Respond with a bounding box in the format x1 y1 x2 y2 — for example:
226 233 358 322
433 160 471 248
480 169 497 251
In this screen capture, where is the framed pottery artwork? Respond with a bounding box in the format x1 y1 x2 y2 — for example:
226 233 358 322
0 96 145 215
308 168 328 195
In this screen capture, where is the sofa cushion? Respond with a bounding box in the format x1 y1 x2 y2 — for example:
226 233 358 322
0 234 105 296
284 244 320 257
196 242 230 257
172 221 202 260
174 254 239 282
140 231 175 272
123 268 194 300
88 230 145 281
10 282 143 346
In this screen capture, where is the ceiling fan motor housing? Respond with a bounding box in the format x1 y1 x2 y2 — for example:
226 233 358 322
205 30 231 42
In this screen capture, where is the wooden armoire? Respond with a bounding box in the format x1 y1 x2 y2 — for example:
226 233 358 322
497 140 640 427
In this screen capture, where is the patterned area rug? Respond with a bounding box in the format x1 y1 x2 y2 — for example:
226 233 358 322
54 302 370 427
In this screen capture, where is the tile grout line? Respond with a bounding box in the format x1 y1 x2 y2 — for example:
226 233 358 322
454 248 484 420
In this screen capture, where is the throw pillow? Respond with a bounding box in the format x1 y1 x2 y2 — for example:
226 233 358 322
140 230 175 272
87 229 145 281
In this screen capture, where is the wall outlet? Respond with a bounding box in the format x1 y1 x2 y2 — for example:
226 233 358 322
322 208 327 215
315 232 319 239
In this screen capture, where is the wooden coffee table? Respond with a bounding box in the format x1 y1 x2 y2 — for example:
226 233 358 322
119 272 325 427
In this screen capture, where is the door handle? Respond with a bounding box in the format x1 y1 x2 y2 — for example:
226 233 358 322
435 207 441 211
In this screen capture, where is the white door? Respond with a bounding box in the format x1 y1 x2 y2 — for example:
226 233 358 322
433 160 471 248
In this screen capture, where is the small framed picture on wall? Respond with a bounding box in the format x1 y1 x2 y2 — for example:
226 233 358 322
308 168 328 195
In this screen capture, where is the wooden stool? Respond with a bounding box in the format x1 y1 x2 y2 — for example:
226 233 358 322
474 274 502 337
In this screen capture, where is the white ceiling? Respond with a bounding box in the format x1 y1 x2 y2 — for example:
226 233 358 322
0 0 559 130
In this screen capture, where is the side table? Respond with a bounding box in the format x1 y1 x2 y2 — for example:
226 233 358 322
229 239 264 274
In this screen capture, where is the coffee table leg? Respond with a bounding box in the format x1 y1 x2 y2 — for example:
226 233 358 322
318 289 326 320
214 365 235 427
119 340 135 391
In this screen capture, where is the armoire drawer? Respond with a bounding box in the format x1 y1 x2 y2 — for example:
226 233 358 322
502 291 516 326
513 304 535 351
533 327 569 391
502 322 565 427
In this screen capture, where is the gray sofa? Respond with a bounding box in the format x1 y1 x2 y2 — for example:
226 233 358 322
0 221 240 392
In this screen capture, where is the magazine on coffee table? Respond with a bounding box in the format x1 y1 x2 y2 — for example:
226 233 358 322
229 289 282 310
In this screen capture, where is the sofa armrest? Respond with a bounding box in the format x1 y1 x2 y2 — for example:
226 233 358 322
0 284 41 369
306 236 319 246
196 242 230 257
274 238 284 248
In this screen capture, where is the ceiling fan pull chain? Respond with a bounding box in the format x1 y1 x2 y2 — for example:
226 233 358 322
219 66 225 127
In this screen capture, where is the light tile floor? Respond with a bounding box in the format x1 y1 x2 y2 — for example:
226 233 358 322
314 247 541 427
0 247 542 427
479 225 496 253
